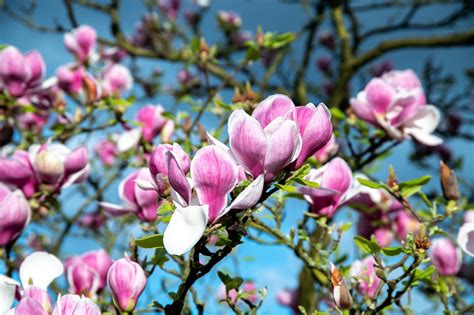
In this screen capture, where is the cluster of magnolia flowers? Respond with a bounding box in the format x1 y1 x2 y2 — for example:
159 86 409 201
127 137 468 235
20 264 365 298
0 251 146 314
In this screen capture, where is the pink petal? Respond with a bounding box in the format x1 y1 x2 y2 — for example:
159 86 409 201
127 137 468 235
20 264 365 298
167 151 192 205
191 146 238 222
252 94 296 128
365 78 396 114
228 110 266 178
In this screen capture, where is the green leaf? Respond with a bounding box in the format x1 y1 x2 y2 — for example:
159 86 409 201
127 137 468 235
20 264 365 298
399 176 431 190
274 183 297 193
354 236 379 254
245 46 260 61
415 265 436 281
293 178 320 188
135 234 164 249
218 271 243 292
264 32 295 49
357 178 385 189
381 247 403 256
292 163 311 179
151 248 169 267
158 202 175 215
330 107 345 120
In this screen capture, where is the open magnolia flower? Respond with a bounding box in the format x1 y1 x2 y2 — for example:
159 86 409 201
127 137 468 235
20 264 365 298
350 69 442 146
0 251 64 314
227 94 332 182
163 145 264 255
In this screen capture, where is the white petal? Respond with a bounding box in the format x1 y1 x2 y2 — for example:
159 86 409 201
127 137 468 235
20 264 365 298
405 128 443 146
116 128 142 153
458 222 474 257
0 276 19 313
163 205 209 255
220 175 264 218
20 252 64 290
99 202 136 216
404 105 441 133
135 179 157 191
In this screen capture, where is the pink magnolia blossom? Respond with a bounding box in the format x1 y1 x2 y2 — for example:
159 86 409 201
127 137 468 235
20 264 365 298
0 150 38 197
16 297 48 315
107 258 147 312
101 64 133 96
100 168 161 222
52 294 101 315
0 184 31 246
65 249 112 297
136 104 174 142
28 142 90 189
94 139 118 166
276 288 298 310
56 64 84 94
299 158 356 217
163 145 264 255
430 238 462 276
350 69 442 146
217 10 242 30
0 46 45 97
177 69 196 86
17 112 49 133
228 94 331 182
64 25 97 62
350 256 382 298
158 0 181 19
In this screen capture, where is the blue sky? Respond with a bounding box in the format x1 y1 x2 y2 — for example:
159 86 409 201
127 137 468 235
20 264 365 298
1 1 473 314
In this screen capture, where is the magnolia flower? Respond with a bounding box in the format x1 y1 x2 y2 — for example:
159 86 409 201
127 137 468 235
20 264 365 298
0 183 31 246
217 10 242 30
218 282 258 304
136 104 174 142
457 223 474 257
228 94 331 182
64 25 97 62
56 64 84 94
350 69 442 146
430 238 462 276
107 258 146 312
464 210 474 223
65 249 113 297
276 288 298 310
158 0 181 19
392 210 420 241
0 150 38 197
113 128 142 153
299 158 357 217
94 139 118 166
100 168 161 222
350 256 382 298
163 145 264 255
29 142 89 188
101 64 133 96
0 46 45 97
0 252 63 314
330 263 352 310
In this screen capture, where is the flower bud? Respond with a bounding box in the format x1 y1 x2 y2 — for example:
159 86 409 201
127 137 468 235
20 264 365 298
56 65 84 94
440 161 460 201
34 150 65 185
350 256 382 298
330 263 352 310
0 46 30 97
0 184 31 246
107 258 147 312
65 257 100 298
430 238 462 276
94 139 117 166
101 64 133 96
81 249 113 290
64 25 97 62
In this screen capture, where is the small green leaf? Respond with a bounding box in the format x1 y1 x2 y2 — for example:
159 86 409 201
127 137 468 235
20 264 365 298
354 236 379 254
218 271 243 292
151 248 169 267
357 178 385 189
399 176 431 189
135 234 164 249
293 178 320 188
274 184 297 193
381 247 403 256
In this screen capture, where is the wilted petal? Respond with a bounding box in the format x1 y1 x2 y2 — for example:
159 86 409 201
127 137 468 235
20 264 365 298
457 223 474 257
191 146 238 222
220 175 264 218
252 94 295 128
163 205 209 255
263 118 301 181
20 252 64 290
228 110 266 178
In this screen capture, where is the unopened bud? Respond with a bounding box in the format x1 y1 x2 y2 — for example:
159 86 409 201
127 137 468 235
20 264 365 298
440 161 460 201
330 263 352 310
34 150 65 185
387 165 398 190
